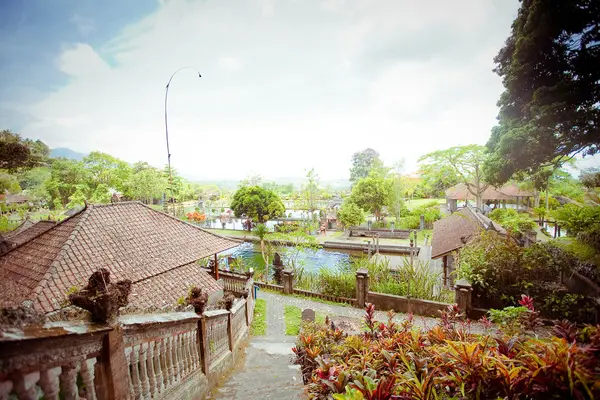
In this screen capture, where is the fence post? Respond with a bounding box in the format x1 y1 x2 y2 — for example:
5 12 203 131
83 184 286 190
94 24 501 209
283 268 294 294
356 268 369 308
95 326 130 400
454 278 472 317
227 311 234 351
198 317 209 374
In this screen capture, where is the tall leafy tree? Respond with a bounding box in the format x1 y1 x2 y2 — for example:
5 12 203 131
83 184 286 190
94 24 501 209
230 186 285 226
349 148 384 184
301 168 320 212
419 145 488 209
45 158 90 208
83 152 131 192
486 0 600 184
349 173 392 221
0 130 48 171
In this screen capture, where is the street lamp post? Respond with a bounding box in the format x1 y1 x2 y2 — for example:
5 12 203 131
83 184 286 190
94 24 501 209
164 66 201 215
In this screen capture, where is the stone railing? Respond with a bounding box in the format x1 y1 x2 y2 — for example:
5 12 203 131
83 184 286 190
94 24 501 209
0 287 256 400
0 322 112 400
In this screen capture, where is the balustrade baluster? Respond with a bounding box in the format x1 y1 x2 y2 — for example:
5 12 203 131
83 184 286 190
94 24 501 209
80 358 97 400
138 343 150 399
59 363 80 400
170 335 179 381
146 341 156 398
130 345 142 399
165 336 174 386
160 338 170 388
182 333 190 375
177 334 185 377
187 331 196 370
39 367 61 400
191 330 199 369
125 348 135 399
153 340 165 394
14 371 40 400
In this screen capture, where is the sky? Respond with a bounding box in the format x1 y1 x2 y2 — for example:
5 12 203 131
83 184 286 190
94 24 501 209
5 0 585 182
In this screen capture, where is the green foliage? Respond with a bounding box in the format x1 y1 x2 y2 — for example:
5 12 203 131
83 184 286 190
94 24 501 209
336 201 365 229
250 298 267 336
230 185 285 223
419 145 489 208
0 129 48 172
349 148 383 184
66 184 90 209
488 306 529 336
349 173 392 222
0 173 21 194
488 208 535 234
485 1 600 184
458 231 597 322
552 204 600 237
294 305 600 399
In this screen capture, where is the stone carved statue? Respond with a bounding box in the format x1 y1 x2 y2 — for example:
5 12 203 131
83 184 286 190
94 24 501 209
69 268 132 324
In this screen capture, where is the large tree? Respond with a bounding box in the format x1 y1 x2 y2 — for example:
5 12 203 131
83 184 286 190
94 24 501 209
0 130 49 171
349 173 392 222
419 145 489 209
349 148 385 184
230 185 285 226
301 168 320 213
485 0 600 184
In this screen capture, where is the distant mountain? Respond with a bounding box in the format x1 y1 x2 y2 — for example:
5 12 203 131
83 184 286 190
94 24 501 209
50 147 87 160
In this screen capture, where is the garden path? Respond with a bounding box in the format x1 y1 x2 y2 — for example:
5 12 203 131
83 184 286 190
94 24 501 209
207 290 491 399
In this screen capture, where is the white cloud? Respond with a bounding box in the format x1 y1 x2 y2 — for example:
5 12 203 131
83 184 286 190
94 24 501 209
17 0 520 180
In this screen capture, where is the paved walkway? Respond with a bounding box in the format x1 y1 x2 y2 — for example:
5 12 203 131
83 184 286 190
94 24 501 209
207 290 492 398
206 292 305 400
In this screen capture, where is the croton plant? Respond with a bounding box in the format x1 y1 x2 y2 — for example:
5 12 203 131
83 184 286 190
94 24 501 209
293 299 600 400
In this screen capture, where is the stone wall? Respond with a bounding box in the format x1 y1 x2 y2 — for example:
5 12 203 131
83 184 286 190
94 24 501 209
0 278 256 400
366 292 450 317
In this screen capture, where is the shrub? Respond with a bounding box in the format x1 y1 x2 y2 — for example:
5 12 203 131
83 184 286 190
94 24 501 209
294 304 600 399
489 208 535 234
457 231 597 322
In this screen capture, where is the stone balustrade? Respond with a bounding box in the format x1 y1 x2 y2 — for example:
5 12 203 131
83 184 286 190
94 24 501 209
0 278 255 400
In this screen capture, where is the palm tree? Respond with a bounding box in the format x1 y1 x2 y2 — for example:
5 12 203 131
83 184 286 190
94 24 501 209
253 224 271 282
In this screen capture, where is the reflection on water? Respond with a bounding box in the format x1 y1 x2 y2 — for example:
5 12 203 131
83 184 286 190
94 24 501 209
219 242 353 273
194 209 319 231
542 222 567 238
218 242 410 273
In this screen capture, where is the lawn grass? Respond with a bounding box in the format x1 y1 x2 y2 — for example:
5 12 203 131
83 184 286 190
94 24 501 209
553 237 600 266
260 288 352 307
284 305 326 335
405 198 445 210
250 298 267 336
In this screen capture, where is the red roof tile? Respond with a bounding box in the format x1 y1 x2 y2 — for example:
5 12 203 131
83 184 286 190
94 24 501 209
0 202 239 313
431 207 507 259
2 220 57 251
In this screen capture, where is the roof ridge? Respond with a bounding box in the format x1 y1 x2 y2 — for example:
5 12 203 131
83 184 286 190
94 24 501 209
31 205 93 310
0 207 86 256
137 202 242 243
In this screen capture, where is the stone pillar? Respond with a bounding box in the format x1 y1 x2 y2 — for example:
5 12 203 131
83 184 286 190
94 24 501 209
198 318 209 374
95 327 130 400
282 268 294 294
454 278 472 316
356 268 369 308
419 214 425 230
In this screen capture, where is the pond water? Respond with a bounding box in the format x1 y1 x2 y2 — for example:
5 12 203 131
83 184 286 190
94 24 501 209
218 242 355 273
185 207 318 231
218 242 412 274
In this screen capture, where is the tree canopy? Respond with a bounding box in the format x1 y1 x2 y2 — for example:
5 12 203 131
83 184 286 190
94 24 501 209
349 148 384 184
336 201 365 229
419 145 488 209
485 0 600 184
230 185 285 222
0 130 49 172
349 173 392 221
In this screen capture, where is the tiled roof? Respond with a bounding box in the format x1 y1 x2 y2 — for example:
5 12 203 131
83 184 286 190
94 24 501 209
0 202 239 313
431 207 507 259
446 183 513 201
129 262 220 309
2 220 56 250
498 184 534 198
